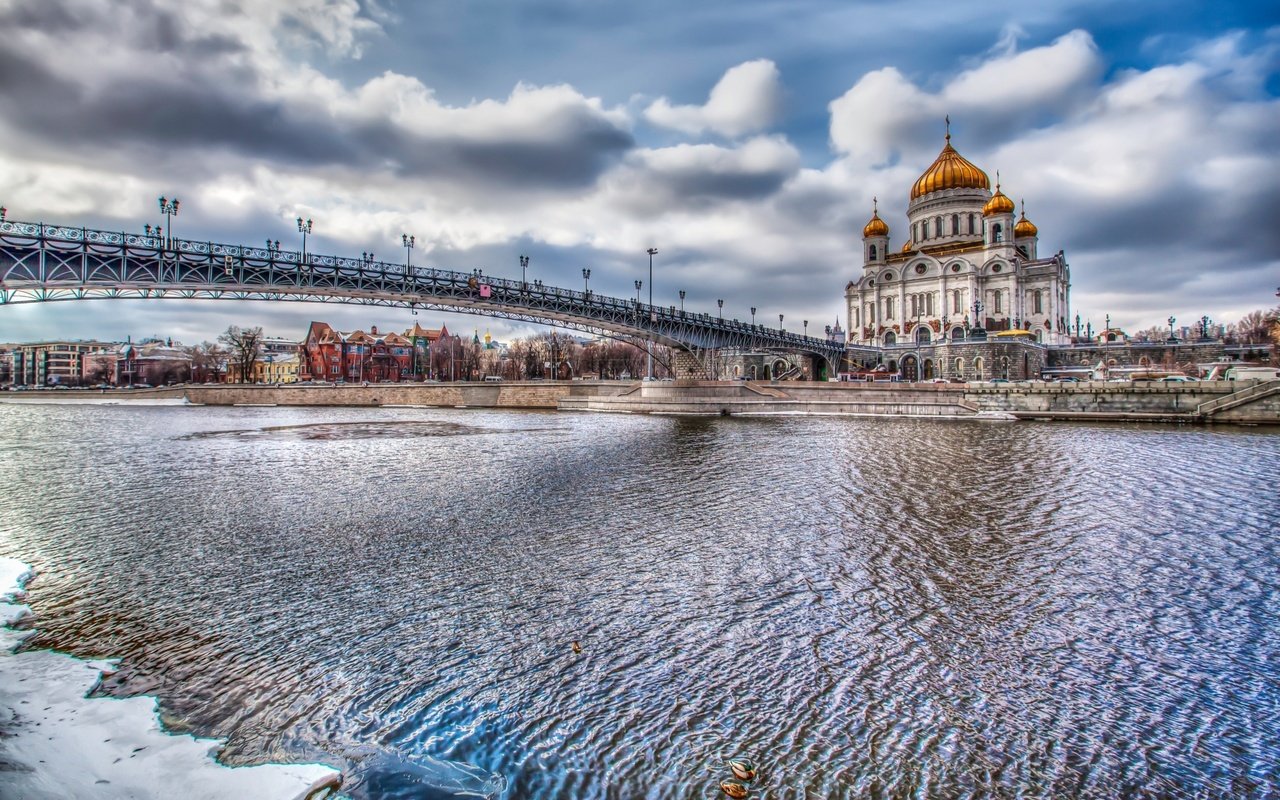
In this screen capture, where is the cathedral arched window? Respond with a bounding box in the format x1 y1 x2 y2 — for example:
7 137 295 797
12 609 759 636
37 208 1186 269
918 222 925 241
993 223 1004 243
993 290 1003 314
951 214 959 235
927 292 935 316
885 297 895 319
952 290 962 314
869 244 877 260
968 214 976 234
934 217 942 237
1033 290 1043 315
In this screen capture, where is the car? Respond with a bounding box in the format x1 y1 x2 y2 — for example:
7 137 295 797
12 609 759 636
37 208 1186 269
659 377 675 382
990 378 1010 384
1161 375 1194 382
1056 377 1081 383
930 378 949 384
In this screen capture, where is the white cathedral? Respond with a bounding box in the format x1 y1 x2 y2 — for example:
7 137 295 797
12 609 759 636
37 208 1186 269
846 128 1071 348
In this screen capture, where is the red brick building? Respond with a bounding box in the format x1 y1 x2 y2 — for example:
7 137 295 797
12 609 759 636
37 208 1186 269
299 322 418 382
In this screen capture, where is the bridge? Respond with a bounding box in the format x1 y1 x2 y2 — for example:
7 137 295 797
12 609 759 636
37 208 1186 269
0 218 843 378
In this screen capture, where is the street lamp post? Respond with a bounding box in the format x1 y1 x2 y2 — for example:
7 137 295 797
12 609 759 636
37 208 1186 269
520 255 529 290
402 234 415 271
582 268 591 296
158 196 179 249
362 251 375 265
634 279 642 306
296 217 312 265
717 299 723 320
0 206 6 222
679 290 685 313
1167 315 1176 342
266 239 280 258
1075 313 1081 339
779 313 784 332
750 307 756 327
645 247 657 380
803 320 808 338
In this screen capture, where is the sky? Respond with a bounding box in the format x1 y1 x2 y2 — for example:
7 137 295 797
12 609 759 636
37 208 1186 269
0 0 1277 345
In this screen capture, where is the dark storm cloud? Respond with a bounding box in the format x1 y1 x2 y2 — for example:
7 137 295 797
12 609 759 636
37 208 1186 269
0 2 634 191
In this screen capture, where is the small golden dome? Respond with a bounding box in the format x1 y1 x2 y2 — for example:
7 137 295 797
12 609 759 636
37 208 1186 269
910 128 990 201
1014 200 1038 237
862 197 889 238
983 178 1015 216
901 239 914 253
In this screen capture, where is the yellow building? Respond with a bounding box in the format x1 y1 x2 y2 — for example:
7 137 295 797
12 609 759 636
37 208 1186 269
253 352 300 383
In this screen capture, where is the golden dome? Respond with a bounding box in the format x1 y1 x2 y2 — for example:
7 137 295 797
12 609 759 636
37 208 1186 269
1014 200 1038 237
910 130 990 201
901 239 914 253
983 179 1015 216
862 197 889 238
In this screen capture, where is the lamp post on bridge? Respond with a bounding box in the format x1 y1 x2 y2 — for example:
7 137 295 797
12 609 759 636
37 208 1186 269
645 247 657 380
582 268 591 296
296 217 312 265
520 255 529 290
717 299 723 320
402 234 415 271
1167 315 1176 343
803 320 808 338
266 240 281 258
0 206 6 222
158 196 179 249
779 313 784 333
679 290 685 313
362 251 375 265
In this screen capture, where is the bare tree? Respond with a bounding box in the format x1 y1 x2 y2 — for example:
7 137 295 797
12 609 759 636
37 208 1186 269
1238 309 1277 345
218 326 263 383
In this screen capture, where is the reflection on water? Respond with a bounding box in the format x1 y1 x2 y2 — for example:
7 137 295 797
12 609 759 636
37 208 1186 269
1 404 1279 798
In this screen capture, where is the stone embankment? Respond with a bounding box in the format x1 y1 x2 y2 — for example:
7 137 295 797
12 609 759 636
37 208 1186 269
17 379 1273 425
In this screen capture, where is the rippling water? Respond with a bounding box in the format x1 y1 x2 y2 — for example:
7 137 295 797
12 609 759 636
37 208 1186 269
1 403 1278 798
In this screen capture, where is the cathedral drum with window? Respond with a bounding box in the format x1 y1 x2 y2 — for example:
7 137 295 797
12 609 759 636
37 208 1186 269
845 129 1070 349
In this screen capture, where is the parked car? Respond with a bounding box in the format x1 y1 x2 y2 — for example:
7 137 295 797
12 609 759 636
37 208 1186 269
1161 375 1193 382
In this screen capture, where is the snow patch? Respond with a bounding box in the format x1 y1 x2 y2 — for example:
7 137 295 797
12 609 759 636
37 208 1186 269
0 556 340 799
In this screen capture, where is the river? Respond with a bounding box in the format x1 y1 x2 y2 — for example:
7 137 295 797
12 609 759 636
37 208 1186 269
1 401 1278 798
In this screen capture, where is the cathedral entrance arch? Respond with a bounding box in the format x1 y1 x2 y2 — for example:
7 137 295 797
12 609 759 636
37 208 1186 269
901 355 919 382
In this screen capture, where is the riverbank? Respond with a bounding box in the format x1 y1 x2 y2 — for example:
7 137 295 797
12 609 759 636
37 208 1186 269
0 557 339 799
3 378 1277 424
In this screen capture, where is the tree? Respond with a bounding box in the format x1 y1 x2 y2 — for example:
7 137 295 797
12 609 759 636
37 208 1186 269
218 326 263 383
188 341 227 382
1237 309 1277 345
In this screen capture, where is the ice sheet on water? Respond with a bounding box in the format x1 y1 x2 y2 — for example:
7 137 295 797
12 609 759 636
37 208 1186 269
181 419 540 441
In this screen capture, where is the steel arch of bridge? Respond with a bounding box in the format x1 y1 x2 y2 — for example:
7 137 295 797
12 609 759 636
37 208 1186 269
0 218 843 369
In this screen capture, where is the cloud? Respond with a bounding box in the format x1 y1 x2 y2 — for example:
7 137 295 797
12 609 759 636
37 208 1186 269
644 59 783 137
0 0 634 194
829 29 1102 162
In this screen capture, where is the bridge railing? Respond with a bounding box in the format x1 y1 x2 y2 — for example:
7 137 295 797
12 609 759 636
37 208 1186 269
1 217 836 352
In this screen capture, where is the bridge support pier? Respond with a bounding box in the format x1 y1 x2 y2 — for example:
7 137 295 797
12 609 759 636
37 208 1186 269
673 349 715 380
